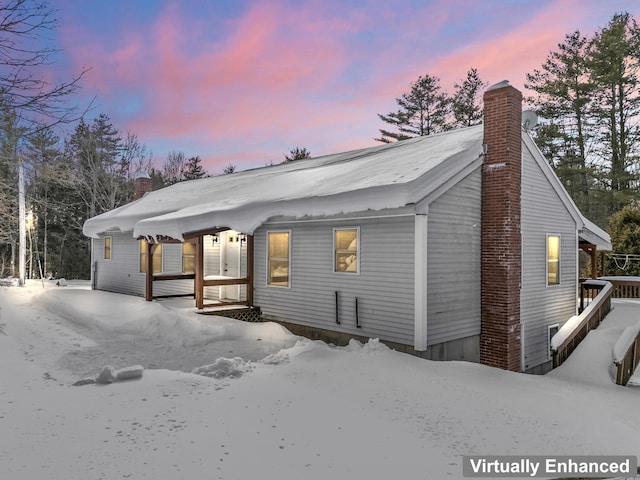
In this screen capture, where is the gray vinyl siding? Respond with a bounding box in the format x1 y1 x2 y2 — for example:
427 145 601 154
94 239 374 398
93 231 146 296
93 231 231 299
521 145 578 370
426 167 482 344
254 215 415 345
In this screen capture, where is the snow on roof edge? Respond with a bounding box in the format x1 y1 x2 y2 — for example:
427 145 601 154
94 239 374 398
85 127 484 239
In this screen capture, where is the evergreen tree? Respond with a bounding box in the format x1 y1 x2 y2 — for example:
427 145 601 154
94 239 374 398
183 156 206 180
25 128 89 278
148 167 167 191
284 147 311 162
223 164 236 175
526 31 597 222
451 68 487 127
587 13 640 216
376 74 450 143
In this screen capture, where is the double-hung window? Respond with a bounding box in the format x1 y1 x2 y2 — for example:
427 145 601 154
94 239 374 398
334 228 359 274
182 243 195 274
547 234 560 286
267 231 290 287
140 240 163 274
104 236 112 260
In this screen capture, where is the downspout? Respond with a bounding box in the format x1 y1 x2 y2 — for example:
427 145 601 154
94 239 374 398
90 237 95 290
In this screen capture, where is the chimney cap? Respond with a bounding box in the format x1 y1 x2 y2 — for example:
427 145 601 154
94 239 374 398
487 80 510 91
135 172 151 180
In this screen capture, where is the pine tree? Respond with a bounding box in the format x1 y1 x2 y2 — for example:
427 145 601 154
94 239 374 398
284 147 311 162
376 74 450 143
451 68 487 127
587 12 640 216
526 30 597 222
183 156 206 180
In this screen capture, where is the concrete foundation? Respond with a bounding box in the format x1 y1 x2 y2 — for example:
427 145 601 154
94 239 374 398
265 316 480 363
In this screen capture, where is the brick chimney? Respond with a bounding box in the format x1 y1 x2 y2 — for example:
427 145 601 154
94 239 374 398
134 172 153 200
480 81 522 372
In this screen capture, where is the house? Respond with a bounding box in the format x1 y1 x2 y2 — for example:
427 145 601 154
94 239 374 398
83 82 611 374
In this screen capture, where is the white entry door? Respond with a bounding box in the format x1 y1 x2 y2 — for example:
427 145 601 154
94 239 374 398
220 230 240 300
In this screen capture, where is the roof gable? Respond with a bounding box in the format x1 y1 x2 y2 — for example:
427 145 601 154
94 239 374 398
522 133 611 250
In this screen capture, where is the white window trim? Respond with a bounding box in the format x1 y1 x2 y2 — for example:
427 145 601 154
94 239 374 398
266 230 291 288
546 233 561 287
333 226 360 275
547 323 559 360
103 236 112 261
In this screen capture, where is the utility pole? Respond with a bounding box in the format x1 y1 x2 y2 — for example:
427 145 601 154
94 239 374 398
18 157 26 287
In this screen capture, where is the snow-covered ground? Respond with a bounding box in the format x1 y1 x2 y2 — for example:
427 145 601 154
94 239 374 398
0 281 638 480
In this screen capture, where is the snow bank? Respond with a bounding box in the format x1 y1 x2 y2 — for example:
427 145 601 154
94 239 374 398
613 321 640 364
36 288 295 349
191 357 249 379
344 337 389 354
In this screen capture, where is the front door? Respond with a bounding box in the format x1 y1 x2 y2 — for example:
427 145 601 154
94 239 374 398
220 230 240 300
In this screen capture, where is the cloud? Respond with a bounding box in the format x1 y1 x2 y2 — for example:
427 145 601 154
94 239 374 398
56 0 640 172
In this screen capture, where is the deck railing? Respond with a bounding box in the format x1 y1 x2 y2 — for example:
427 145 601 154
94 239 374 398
552 280 612 368
599 276 640 299
614 323 640 386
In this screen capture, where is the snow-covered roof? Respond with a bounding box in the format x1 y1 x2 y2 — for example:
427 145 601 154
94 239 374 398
83 124 612 251
83 125 485 239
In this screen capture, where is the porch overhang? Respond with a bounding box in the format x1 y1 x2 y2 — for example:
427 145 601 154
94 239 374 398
142 228 255 310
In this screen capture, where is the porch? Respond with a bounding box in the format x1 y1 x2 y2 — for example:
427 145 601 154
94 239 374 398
143 228 255 311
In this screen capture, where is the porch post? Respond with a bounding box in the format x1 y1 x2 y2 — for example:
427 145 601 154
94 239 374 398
246 234 254 306
195 235 204 309
145 241 154 301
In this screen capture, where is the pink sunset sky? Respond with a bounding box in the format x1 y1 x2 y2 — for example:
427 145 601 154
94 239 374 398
52 0 640 173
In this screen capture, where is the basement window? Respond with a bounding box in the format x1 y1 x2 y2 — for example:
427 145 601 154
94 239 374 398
182 242 195 274
334 228 359 274
140 240 163 274
547 235 560 286
267 231 290 287
103 236 112 261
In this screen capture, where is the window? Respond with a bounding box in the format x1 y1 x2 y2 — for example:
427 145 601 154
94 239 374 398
334 228 359 273
182 242 195 274
267 231 290 287
548 324 559 359
547 235 560 285
104 236 112 260
139 240 163 274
